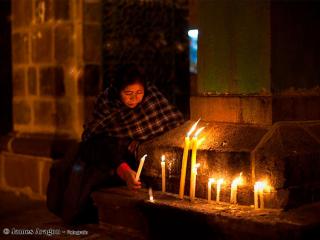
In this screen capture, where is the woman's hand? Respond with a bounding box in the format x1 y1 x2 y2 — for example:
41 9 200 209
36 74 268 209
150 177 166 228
128 140 139 154
117 163 141 190
122 168 142 190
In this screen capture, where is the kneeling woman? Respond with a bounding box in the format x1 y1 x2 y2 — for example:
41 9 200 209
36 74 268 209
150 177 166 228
60 65 184 224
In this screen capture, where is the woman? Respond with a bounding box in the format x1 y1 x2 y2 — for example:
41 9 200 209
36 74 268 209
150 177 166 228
49 64 184 224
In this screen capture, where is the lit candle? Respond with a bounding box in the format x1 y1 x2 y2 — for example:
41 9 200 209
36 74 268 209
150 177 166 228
189 127 205 201
161 155 166 192
230 172 243 204
149 187 154 202
208 178 215 202
135 154 147 181
179 119 200 199
254 181 270 209
216 178 224 202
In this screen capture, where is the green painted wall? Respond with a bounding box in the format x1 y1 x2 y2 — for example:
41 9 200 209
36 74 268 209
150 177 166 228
197 0 271 94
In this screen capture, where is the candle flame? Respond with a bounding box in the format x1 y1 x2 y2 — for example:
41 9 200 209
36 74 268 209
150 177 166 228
198 137 206 146
208 178 215 184
217 178 224 185
141 154 147 161
231 172 243 187
161 155 165 162
187 119 201 137
193 163 201 174
254 181 272 192
194 127 205 138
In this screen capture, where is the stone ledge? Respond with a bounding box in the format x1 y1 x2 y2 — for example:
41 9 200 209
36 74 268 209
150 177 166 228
92 187 320 240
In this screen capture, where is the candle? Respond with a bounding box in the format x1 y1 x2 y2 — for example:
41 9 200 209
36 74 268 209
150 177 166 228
254 181 267 209
190 163 200 201
189 127 204 200
230 172 243 204
179 119 200 199
208 178 215 202
216 178 224 202
135 154 147 181
148 187 154 202
161 155 166 192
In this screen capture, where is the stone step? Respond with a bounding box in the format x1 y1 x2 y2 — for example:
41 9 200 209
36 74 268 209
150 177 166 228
92 187 320 240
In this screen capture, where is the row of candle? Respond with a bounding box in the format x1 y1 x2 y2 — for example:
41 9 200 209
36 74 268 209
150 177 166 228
135 120 272 209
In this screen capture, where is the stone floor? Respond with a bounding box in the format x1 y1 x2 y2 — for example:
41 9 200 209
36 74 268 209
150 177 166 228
0 190 119 239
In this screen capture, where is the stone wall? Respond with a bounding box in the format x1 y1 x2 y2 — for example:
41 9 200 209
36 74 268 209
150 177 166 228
11 0 102 139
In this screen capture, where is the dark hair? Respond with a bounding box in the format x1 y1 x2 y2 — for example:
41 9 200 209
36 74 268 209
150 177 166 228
112 64 146 96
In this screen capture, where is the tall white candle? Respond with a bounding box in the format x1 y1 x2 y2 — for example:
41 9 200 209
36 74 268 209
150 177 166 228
254 181 266 209
161 155 166 192
149 187 154 202
216 178 224 202
179 119 200 199
190 127 205 201
230 173 243 204
135 154 147 181
208 178 215 202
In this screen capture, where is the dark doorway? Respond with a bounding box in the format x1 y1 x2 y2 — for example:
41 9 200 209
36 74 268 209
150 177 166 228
0 0 13 135
102 1 190 119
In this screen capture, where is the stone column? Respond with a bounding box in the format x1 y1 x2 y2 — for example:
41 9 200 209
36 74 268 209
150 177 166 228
11 0 102 139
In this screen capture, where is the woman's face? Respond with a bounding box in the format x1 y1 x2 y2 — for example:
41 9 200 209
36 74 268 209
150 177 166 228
120 82 145 108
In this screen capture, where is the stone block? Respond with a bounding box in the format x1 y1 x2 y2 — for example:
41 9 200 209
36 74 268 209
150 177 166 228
31 27 53 63
54 24 74 63
54 101 73 129
54 0 70 20
190 96 273 125
12 0 32 28
13 100 31 125
139 121 268 205
34 100 54 126
84 0 101 23
3 152 40 193
273 96 320 122
78 64 101 96
254 122 320 209
12 32 29 64
27 67 37 95
39 66 65 96
83 25 101 62
13 68 26 96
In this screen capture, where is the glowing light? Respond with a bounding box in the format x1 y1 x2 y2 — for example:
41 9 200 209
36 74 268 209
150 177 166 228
188 29 198 38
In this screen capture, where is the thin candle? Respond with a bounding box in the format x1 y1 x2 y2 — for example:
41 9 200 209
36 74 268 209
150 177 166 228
254 181 268 209
179 119 200 199
135 154 147 181
216 178 224 202
189 127 205 201
190 163 200 201
149 187 154 202
161 155 166 192
230 172 243 204
208 178 215 202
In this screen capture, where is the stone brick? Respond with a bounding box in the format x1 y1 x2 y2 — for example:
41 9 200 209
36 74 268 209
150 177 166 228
13 100 31 125
54 24 74 63
31 27 53 63
84 0 101 23
13 68 26 96
27 67 37 95
83 25 101 62
12 32 29 64
3 152 40 193
35 0 54 23
39 66 65 96
55 101 73 129
12 0 32 28
78 64 101 96
34 100 54 125
41 160 52 195
54 0 70 20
